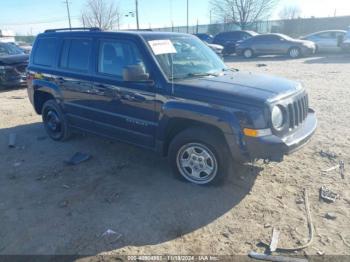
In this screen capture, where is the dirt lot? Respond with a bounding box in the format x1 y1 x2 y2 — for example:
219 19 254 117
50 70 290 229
1 54 350 259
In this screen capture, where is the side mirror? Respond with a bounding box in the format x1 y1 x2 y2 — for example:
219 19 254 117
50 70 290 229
123 64 150 82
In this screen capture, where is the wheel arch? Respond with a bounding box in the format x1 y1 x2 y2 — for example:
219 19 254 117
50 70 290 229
157 102 242 157
32 80 62 114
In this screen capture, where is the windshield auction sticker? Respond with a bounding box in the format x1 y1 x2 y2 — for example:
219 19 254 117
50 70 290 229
148 40 177 55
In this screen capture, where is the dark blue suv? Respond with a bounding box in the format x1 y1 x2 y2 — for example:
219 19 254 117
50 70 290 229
27 28 317 185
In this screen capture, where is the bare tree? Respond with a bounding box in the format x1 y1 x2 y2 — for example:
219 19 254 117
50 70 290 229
81 0 121 30
279 5 302 20
210 0 279 29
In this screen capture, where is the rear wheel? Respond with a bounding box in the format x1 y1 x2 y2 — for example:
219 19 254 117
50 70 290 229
168 127 229 185
288 47 301 58
243 48 254 59
42 100 71 141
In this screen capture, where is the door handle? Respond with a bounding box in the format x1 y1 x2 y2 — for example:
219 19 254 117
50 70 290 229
121 93 146 102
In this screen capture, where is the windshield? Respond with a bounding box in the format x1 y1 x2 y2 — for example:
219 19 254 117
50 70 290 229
0 43 24 57
147 36 227 80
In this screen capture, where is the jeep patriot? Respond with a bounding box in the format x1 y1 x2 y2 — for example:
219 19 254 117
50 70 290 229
27 28 317 185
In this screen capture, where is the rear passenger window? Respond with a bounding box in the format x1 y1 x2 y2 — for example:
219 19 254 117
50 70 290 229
59 39 92 72
98 40 148 79
33 38 58 66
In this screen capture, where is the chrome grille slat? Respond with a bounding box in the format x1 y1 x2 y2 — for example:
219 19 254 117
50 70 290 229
286 94 309 130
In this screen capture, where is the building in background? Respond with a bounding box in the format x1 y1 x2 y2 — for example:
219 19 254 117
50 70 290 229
0 30 16 43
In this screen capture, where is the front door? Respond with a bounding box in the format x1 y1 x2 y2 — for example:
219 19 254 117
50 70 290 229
84 38 158 148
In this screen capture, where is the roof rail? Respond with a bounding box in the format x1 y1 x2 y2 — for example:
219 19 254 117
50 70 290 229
44 27 101 33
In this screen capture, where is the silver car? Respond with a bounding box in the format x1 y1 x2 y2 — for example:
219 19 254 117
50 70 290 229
301 30 346 53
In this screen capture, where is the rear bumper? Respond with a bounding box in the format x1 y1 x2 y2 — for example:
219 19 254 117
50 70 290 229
232 109 317 162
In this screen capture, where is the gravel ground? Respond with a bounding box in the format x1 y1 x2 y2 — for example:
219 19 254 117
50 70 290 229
0 54 349 260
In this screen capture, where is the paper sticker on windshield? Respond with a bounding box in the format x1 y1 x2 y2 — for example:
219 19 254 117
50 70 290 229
148 40 177 55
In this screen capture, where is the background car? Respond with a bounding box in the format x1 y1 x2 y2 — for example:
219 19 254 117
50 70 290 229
212 30 258 55
194 33 214 43
236 33 316 58
0 42 28 88
194 34 223 56
301 30 346 53
341 27 350 52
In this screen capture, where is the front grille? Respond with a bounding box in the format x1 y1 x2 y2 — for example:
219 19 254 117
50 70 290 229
287 94 309 129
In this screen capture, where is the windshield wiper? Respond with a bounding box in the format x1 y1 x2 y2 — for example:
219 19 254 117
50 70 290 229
187 72 219 77
169 72 220 81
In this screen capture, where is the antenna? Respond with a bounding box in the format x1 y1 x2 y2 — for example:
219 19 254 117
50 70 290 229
63 0 72 29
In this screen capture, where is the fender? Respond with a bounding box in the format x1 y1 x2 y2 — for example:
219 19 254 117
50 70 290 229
32 78 62 101
157 100 248 161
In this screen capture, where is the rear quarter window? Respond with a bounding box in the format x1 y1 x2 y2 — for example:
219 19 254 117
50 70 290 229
33 38 58 67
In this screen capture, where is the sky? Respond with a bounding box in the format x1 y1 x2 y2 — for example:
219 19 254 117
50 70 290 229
1 0 350 35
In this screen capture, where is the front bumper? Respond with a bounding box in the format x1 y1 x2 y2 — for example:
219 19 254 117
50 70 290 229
0 71 27 88
243 109 317 162
301 46 316 56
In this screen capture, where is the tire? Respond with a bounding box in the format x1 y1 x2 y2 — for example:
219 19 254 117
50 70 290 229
42 100 71 141
288 47 301 58
168 127 230 185
243 48 254 59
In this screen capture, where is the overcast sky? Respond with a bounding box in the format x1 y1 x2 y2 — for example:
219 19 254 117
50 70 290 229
1 0 350 35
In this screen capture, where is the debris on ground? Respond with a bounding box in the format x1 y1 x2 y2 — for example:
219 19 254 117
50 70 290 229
102 229 117 237
257 63 267 67
339 160 345 179
269 228 280 252
101 229 122 244
262 189 314 252
264 224 272 228
9 96 25 99
62 184 70 189
248 251 307 262
324 212 337 220
65 152 91 166
322 160 345 179
320 186 339 203
319 150 337 160
8 133 16 148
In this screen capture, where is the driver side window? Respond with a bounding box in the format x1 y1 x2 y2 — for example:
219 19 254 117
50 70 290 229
98 40 148 80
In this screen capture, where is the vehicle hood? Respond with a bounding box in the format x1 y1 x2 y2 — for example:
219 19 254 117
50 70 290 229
0 54 29 65
174 71 303 106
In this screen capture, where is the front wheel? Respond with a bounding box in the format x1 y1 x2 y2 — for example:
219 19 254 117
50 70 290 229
243 48 254 59
168 128 229 185
288 47 301 58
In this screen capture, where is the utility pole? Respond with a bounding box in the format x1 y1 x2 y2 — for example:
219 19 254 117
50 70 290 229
209 10 212 24
186 0 189 33
63 0 72 29
135 0 140 30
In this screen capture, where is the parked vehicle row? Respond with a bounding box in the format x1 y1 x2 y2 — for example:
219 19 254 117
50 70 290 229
236 33 316 58
195 28 350 59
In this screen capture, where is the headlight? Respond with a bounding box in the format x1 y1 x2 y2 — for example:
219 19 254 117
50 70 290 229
271 105 284 129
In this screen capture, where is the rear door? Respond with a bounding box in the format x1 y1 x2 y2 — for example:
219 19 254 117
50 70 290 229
55 37 94 123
